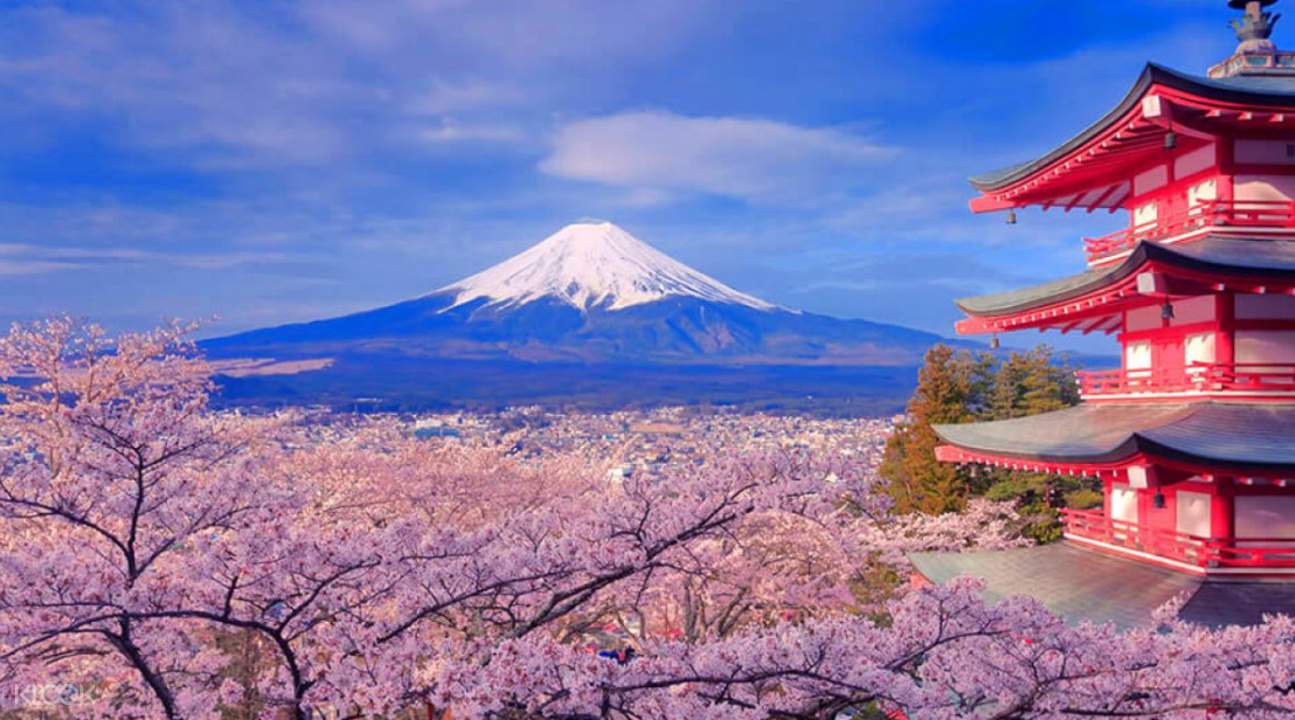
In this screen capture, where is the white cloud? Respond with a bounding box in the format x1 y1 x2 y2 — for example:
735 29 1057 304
0 259 80 275
0 2 719 168
405 81 527 116
419 121 526 144
539 111 896 204
300 0 713 72
0 242 292 273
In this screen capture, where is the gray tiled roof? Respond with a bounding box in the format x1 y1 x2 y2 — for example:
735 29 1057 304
1139 404 1295 473
1180 581 1295 628
956 237 1295 317
956 265 1121 316
1172 235 1295 271
934 403 1193 462
970 63 1295 192
933 402 1295 472
910 543 1295 629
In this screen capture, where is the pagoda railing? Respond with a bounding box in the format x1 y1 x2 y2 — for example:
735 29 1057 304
1061 508 1295 569
1084 199 1295 263
1077 362 1295 397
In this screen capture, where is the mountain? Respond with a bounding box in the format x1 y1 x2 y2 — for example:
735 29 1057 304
203 221 968 412
206 221 953 366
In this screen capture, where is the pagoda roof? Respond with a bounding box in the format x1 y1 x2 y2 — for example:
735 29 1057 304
954 237 1295 334
910 543 1295 629
968 63 1295 211
958 261 1120 317
933 402 1295 475
972 63 1295 192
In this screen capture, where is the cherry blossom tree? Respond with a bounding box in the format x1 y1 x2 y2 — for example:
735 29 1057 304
5 319 1295 720
0 318 284 718
0 319 890 719
433 578 1295 720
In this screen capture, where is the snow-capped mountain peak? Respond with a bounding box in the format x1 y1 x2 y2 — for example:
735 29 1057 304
440 221 777 312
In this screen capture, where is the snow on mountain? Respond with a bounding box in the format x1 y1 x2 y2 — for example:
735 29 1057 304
439 221 777 312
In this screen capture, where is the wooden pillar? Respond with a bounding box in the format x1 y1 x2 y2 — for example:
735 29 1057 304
1216 292 1235 368
1218 140 1236 191
1137 484 1152 528
1212 477 1235 541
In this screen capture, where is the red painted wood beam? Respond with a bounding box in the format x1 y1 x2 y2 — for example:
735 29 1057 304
968 194 1017 214
1086 183 1125 213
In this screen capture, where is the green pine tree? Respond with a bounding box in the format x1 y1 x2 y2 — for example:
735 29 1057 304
881 345 983 514
880 343 1098 541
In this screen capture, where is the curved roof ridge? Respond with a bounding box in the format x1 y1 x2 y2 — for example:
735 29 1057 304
970 63 1295 193
955 236 1295 317
934 402 1295 472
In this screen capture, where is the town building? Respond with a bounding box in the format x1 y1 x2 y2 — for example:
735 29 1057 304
913 0 1295 627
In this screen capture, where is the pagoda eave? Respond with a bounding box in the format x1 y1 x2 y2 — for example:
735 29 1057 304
969 63 1295 214
932 401 1295 479
935 444 1295 483
954 237 1295 335
934 443 1147 478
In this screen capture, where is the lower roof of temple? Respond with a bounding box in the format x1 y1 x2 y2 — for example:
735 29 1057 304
910 543 1295 629
933 402 1295 474
955 236 1295 317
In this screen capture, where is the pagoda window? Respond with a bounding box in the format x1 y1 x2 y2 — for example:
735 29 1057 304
1236 294 1295 320
1125 340 1152 378
1133 165 1169 196
1110 484 1139 539
1126 296 1215 333
1236 330 1295 369
1235 139 1295 166
1176 490 1213 540
1175 144 1216 180
1187 178 1217 208
1185 332 1216 371
1170 295 1217 326
1236 495 1295 546
1126 306 1163 332
1236 175 1295 202
1132 201 1159 228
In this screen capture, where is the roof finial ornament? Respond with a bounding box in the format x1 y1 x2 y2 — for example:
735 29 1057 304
1229 0 1281 53
1210 0 1293 77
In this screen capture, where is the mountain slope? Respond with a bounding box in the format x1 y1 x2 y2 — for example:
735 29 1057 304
203 221 969 408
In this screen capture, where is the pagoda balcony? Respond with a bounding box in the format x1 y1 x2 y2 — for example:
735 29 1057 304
1084 199 1295 264
1061 508 1295 572
1076 362 1295 398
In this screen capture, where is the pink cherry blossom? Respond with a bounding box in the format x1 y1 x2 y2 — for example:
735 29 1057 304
3 319 1294 720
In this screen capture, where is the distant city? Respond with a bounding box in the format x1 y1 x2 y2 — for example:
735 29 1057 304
291 404 896 476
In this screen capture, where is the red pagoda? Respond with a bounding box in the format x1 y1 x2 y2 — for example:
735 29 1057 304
912 0 1295 628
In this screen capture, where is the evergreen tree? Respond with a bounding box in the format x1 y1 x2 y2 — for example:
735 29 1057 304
989 351 1028 420
966 350 998 419
987 345 1079 420
1017 345 1080 416
980 346 1091 540
881 345 981 514
880 343 1098 540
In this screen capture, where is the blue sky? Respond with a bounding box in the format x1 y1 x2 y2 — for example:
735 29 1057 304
0 0 1250 351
